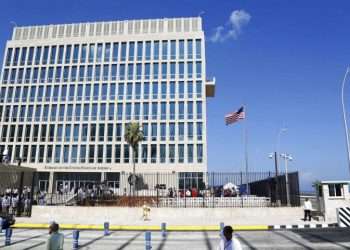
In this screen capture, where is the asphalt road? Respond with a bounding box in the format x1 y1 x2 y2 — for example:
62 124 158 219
0 228 349 250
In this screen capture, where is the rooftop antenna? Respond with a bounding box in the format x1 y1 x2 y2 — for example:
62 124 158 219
10 21 17 27
198 11 205 17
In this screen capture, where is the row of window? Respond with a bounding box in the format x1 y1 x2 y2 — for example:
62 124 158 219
2 143 204 164
1 122 203 143
5 39 202 66
0 101 203 123
0 81 203 103
2 61 203 84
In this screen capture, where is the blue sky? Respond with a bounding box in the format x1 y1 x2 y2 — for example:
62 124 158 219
1 0 350 190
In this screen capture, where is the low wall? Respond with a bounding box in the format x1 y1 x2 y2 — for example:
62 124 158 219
15 206 332 226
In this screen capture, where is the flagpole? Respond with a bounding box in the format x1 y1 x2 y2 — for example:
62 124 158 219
243 105 249 195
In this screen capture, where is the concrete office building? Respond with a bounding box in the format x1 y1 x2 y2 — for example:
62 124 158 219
0 17 215 193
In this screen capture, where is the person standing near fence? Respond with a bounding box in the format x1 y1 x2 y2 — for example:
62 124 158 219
303 198 312 221
217 226 242 250
46 222 64 250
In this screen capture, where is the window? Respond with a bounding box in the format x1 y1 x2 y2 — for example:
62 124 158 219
126 103 131 120
98 124 105 141
328 184 343 197
117 103 123 120
142 144 148 163
169 144 175 163
73 44 79 63
112 42 119 61
115 124 122 141
154 41 159 60
82 124 88 141
73 125 79 141
160 123 166 141
142 123 148 141
178 144 184 163
5 48 13 66
187 62 193 78
196 101 202 119
169 123 175 141
170 40 176 59
161 102 166 120
96 43 103 62
50 46 56 64
65 124 71 142
115 145 121 163
187 39 193 59
119 64 125 80
92 104 98 120
107 124 113 141
30 145 37 163
95 65 101 81
106 145 112 163
179 102 184 119
143 103 149 120
124 144 129 163
137 41 143 60
118 83 124 100
151 123 157 141
103 64 109 80
98 145 103 163
197 144 203 163
108 103 114 120
153 63 159 79
93 84 99 100
179 122 184 141
50 104 57 121
83 104 89 121
121 42 127 61
195 39 201 59
57 124 63 141
160 144 166 163
71 145 78 163
161 63 167 78
161 82 167 98
188 81 193 98
188 144 193 163
151 144 157 163
196 62 202 78
144 82 150 99
196 81 202 97
80 145 86 163
145 63 150 80
28 47 34 65
89 44 95 62
90 124 96 141
145 41 151 60
179 40 184 59
134 103 140 120
170 82 175 99
169 102 175 120
89 145 95 163
47 145 53 163
162 41 168 60
126 82 133 100
188 122 193 140
197 122 203 140
152 102 158 119
129 42 135 61
63 145 69 163
65 45 71 63
152 82 158 99
20 47 27 65
13 48 20 66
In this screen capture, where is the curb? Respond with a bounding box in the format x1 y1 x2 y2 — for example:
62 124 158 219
11 223 339 231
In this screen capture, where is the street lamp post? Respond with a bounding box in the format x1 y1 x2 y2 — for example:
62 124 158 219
280 153 293 207
341 67 350 176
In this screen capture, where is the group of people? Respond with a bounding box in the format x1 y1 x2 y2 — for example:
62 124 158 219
0 187 32 216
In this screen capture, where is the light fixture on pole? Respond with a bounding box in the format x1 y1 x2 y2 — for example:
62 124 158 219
341 67 350 176
280 153 293 207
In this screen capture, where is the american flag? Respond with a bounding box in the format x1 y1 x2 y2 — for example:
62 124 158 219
225 106 245 125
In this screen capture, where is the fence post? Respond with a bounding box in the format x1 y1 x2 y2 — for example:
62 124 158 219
156 172 159 208
0 217 2 233
5 228 12 246
104 222 110 236
220 222 224 237
161 222 166 238
145 231 151 250
72 230 79 250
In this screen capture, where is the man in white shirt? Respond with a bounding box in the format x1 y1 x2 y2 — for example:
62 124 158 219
217 225 242 250
303 198 312 221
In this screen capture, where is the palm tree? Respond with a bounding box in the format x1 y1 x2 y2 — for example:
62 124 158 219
124 122 144 195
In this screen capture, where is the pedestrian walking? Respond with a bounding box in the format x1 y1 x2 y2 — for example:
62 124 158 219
303 198 312 221
46 222 64 250
217 225 242 250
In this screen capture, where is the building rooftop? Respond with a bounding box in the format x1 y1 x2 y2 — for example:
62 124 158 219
10 17 203 41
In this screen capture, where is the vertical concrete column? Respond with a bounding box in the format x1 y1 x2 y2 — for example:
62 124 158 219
48 171 54 194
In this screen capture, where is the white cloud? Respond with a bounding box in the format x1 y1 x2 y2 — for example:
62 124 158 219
210 9 251 42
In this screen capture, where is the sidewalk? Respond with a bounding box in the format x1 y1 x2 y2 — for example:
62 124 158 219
14 206 336 229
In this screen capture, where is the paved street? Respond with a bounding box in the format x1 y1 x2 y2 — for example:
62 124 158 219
0 228 349 250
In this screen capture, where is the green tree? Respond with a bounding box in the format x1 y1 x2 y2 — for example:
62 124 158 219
124 122 144 195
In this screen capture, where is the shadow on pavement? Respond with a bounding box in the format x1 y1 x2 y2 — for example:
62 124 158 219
0 231 48 249
235 233 258 250
273 231 314 250
116 231 143 250
156 231 170 250
203 230 213 250
78 231 115 249
291 228 350 249
20 231 72 250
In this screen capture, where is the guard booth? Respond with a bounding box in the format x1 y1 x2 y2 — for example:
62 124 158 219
315 180 350 222
0 164 36 217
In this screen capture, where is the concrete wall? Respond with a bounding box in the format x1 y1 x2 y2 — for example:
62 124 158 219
16 206 328 226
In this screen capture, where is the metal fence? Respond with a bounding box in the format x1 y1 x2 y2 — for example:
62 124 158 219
33 171 300 208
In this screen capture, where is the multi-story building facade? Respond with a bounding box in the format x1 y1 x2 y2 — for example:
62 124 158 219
0 17 215 193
